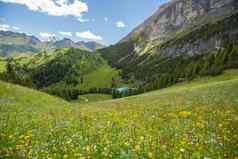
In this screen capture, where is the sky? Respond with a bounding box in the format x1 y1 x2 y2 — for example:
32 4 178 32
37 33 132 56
0 0 168 45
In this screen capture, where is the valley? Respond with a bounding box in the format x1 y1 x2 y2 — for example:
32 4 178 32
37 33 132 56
0 0 238 158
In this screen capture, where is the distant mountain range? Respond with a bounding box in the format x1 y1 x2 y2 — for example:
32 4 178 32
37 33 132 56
0 31 105 57
49 38 105 51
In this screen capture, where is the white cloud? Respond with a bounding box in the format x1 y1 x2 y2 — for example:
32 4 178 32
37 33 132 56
59 31 72 36
12 26 20 30
116 21 126 28
0 0 88 17
0 24 10 31
77 16 90 23
76 31 102 41
0 24 21 31
104 17 108 23
40 32 55 41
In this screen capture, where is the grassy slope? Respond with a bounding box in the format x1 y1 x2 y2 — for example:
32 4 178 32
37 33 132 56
72 94 112 104
79 64 120 90
0 81 70 110
0 70 238 158
0 59 6 73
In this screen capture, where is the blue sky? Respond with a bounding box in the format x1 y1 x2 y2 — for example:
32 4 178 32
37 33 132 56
0 0 168 44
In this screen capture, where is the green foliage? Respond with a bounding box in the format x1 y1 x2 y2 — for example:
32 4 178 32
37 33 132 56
42 84 79 101
0 48 122 101
98 41 135 68
109 46 238 94
79 64 120 91
0 59 6 73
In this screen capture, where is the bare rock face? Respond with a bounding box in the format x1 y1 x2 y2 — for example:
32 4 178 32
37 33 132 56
120 0 238 55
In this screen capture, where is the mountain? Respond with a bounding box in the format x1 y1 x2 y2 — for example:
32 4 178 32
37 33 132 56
51 38 79 49
120 0 238 55
99 0 238 90
0 31 40 45
0 31 41 56
0 31 105 56
77 41 105 51
48 39 105 51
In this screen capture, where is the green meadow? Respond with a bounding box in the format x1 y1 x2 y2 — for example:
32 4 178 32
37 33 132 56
0 70 238 158
78 64 120 91
72 94 112 104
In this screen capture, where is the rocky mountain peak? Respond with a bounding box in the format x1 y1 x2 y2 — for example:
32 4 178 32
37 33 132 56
120 0 237 54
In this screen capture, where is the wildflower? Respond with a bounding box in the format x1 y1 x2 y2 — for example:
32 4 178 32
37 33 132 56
124 142 129 146
86 145 91 152
28 149 33 155
148 152 153 158
179 111 191 118
180 148 185 152
9 134 13 139
196 122 204 129
218 124 223 128
140 136 144 141
135 145 140 151
16 144 23 149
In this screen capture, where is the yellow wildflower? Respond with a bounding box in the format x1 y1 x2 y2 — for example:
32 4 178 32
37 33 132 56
218 124 223 128
179 111 191 118
148 152 153 158
28 149 33 155
8 135 13 139
140 136 144 141
196 122 204 129
135 145 140 151
86 145 91 152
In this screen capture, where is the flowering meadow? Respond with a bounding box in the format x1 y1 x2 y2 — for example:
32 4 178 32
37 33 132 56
1 70 238 159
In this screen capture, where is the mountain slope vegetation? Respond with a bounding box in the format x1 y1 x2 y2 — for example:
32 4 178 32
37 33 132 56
0 69 238 158
0 48 121 100
0 31 41 56
99 11 238 92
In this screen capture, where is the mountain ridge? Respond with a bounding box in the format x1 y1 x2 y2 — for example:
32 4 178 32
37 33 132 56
98 0 238 92
120 0 237 55
0 31 105 56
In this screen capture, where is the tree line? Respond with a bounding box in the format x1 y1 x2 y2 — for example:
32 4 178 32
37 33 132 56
1 45 238 101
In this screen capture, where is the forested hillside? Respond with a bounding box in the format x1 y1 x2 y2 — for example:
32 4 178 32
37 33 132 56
0 48 121 100
99 11 238 93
